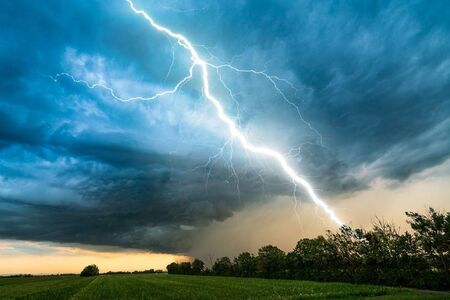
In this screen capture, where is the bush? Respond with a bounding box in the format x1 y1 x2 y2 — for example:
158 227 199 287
80 264 99 277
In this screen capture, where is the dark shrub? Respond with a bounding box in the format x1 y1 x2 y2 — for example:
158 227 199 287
80 264 99 277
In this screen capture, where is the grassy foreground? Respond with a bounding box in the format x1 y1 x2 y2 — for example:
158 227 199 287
0 274 448 300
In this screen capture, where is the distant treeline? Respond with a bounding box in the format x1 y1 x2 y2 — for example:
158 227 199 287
167 208 450 290
1 274 34 278
1 274 77 278
104 269 164 275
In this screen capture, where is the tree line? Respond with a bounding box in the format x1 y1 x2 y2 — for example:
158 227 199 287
167 208 450 290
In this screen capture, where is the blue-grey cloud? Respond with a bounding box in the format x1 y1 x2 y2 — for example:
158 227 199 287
0 0 449 252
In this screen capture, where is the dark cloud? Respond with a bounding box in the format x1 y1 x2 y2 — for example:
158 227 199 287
0 0 449 252
0 157 283 252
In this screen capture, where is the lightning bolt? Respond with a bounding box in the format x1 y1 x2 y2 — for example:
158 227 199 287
54 0 345 227
125 0 344 227
51 67 194 102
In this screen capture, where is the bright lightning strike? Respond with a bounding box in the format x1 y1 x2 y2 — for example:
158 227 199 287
55 0 345 227
125 0 344 227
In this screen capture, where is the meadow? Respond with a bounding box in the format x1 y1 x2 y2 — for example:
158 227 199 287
0 274 448 300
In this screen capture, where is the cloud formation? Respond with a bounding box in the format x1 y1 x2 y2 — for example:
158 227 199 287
0 0 449 252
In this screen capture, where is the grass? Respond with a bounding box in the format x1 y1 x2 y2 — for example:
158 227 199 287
0 274 448 299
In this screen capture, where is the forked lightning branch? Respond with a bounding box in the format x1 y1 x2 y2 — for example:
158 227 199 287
53 0 344 227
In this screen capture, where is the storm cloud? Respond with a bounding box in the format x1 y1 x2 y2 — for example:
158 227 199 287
0 0 449 252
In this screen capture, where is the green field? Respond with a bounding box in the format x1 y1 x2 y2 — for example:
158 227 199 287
0 274 448 300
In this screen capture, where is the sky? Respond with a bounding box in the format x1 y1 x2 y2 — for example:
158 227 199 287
1 0 449 274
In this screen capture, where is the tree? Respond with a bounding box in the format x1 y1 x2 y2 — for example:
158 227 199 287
179 262 192 275
288 236 339 281
212 257 233 276
326 226 365 282
362 220 411 285
161 208 450 290
80 264 99 277
192 258 205 275
234 252 257 277
406 208 450 289
166 262 179 274
407 208 450 273
257 245 285 278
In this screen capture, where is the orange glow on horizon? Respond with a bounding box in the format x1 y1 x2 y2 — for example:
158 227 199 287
0 241 189 275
